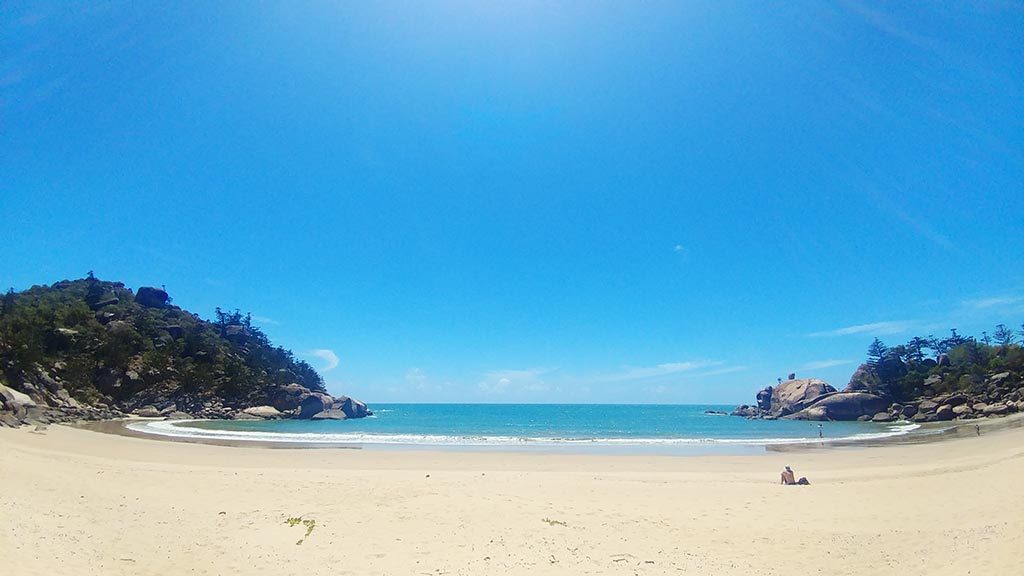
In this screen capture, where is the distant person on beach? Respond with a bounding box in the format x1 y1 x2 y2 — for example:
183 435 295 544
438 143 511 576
818 424 823 439
780 465 810 485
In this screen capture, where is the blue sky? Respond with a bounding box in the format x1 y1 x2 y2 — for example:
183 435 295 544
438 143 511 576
2 1 1022 404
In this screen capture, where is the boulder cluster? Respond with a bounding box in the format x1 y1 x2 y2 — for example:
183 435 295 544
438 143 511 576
0 381 123 428
732 371 1022 422
892 372 1023 423
0 366 371 427
731 378 889 421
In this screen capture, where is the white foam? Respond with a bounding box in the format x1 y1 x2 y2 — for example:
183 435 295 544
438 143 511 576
127 420 921 447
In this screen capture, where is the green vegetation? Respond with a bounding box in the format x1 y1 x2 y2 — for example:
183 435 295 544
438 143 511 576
0 276 325 408
285 516 317 545
858 325 1024 402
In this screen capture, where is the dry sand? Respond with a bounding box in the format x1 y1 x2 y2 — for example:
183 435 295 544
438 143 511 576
2 420 1022 576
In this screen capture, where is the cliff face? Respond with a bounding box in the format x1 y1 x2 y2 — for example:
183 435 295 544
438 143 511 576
0 277 369 426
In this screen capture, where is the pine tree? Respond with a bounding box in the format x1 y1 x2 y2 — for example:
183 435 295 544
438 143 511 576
993 324 1016 347
866 338 888 373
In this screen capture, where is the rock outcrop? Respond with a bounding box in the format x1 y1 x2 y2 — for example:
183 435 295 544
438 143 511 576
736 360 1024 424
786 392 889 421
0 384 37 412
298 393 334 419
311 409 347 420
768 378 837 417
135 286 169 308
242 405 283 419
845 364 879 393
333 395 370 419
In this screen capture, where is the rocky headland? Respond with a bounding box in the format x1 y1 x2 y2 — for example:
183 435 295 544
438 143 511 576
733 368 1023 423
734 328 1024 422
0 277 370 428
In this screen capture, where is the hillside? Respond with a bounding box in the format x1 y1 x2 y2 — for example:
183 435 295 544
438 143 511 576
0 276 369 426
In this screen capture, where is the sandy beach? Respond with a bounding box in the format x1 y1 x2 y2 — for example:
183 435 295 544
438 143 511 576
2 420 1022 576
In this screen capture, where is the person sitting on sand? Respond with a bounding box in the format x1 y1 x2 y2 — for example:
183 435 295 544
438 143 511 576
780 465 809 485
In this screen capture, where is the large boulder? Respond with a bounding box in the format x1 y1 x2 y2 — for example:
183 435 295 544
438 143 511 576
272 383 312 412
755 387 773 412
297 393 334 419
242 405 283 419
0 384 36 412
945 394 969 407
731 405 759 418
310 409 347 420
232 411 263 420
135 286 169 308
769 378 837 417
952 404 973 416
332 395 370 419
134 405 161 417
787 392 889 421
987 372 1011 386
845 364 879 393
791 406 829 421
983 403 1010 416
934 404 955 421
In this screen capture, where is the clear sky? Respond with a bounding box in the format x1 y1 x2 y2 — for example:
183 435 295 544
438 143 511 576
3 1 1022 404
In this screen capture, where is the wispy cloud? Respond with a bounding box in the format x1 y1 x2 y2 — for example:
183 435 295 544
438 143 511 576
251 315 281 326
590 361 717 383
839 0 938 52
673 244 685 253
808 321 914 338
478 368 551 395
961 295 1024 311
307 349 339 372
405 367 427 386
691 365 747 378
799 359 856 371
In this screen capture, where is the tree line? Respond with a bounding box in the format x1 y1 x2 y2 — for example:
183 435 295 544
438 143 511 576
861 324 1023 401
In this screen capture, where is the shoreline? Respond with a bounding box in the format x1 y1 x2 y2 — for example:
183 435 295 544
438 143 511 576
75 411 1024 455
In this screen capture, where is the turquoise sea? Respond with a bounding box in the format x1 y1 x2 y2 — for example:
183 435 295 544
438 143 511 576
128 404 920 454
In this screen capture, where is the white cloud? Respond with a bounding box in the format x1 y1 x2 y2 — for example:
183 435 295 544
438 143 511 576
799 359 856 371
839 0 938 52
673 244 685 253
808 321 914 338
478 369 551 395
307 349 340 372
692 365 747 378
961 296 1024 311
590 361 715 383
405 367 427 385
251 315 282 326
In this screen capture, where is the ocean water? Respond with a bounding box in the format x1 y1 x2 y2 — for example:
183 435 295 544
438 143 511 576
127 404 920 454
